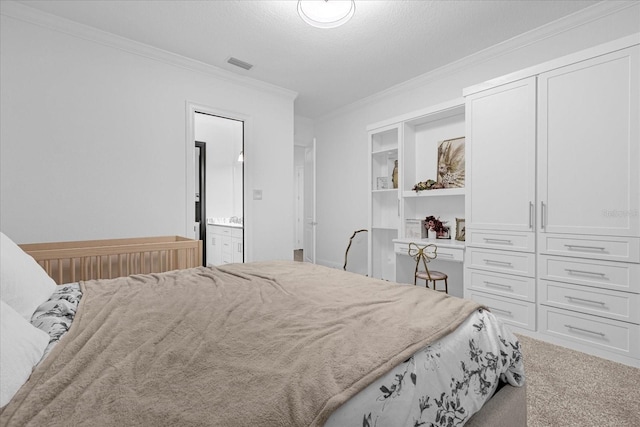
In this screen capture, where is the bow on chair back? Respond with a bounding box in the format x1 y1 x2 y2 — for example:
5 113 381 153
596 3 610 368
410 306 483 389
408 243 438 281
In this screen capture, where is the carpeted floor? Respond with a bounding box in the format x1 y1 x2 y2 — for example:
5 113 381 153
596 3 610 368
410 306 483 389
516 334 640 427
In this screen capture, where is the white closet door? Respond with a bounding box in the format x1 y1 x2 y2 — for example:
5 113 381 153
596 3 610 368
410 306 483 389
466 77 537 232
538 46 639 237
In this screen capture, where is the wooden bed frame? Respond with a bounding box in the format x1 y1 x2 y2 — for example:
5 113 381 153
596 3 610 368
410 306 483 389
20 236 202 285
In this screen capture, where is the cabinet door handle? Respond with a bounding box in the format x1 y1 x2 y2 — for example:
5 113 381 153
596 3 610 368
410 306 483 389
564 324 605 337
484 259 513 267
489 307 513 316
484 281 512 289
564 296 606 306
529 201 534 229
540 201 546 230
564 244 606 252
565 269 606 278
483 238 512 244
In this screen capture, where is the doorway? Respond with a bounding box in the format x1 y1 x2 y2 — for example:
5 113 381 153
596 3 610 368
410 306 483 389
193 111 244 266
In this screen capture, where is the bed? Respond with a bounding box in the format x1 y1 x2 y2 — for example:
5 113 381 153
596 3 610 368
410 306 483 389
0 232 525 426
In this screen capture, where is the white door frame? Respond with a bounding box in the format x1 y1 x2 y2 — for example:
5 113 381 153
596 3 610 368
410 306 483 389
185 101 253 262
294 165 304 249
303 138 317 263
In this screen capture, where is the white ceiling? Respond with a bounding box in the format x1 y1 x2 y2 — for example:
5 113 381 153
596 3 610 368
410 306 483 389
17 0 602 118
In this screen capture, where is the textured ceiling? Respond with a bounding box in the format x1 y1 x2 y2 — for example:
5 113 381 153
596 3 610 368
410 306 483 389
17 0 601 118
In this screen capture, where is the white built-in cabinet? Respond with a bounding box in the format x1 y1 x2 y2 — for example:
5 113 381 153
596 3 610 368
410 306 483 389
368 100 466 284
464 35 640 367
207 225 244 266
368 124 400 281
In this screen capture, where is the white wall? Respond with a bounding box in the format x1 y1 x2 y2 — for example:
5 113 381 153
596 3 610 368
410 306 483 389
313 2 640 269
0 5 296 262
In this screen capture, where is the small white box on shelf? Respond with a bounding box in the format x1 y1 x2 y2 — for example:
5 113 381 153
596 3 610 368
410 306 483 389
376 177 389 190
405 219 427 239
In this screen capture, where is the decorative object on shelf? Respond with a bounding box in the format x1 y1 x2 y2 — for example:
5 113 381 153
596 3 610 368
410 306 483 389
412 179 441 192
437 137 465 188
436 229 450 239
376 177 389 190
405 219 427 239
455 218 466 241
424 215 450 239
392 159 399 189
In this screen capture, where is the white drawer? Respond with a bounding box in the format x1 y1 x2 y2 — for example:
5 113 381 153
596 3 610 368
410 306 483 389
467 230 535 253
467 248 535 277
467 292 536 331
231 228 243 238
209 225 234 236
539 255 640 293
221 236 233 254
394 242 463 262
539 234 640 263
539 306 640 359
539 280 640 324
465 269 535 302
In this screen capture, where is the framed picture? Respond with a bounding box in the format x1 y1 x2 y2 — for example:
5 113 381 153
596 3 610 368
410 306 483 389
455 218 466 241
376 177 389 190
437 137 465 188
436 227 450 239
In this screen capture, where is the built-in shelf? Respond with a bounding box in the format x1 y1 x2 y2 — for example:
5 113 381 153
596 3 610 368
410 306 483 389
403 188 465 198
372 148 398 156
368 99 466 281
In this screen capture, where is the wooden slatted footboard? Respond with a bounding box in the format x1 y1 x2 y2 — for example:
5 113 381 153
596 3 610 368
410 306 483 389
20 236 202 285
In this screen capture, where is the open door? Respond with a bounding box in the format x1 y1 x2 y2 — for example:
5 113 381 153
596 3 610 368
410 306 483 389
195 141 206 266
303 138 316 263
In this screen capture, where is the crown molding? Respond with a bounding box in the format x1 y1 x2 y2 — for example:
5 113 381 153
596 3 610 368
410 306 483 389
0 1 298 101
316 0 638 123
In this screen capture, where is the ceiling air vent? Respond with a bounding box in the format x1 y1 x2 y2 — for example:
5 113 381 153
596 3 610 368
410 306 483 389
227 57 253 71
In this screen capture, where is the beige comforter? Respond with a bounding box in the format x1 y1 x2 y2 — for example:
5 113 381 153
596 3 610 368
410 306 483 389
1 261 481 427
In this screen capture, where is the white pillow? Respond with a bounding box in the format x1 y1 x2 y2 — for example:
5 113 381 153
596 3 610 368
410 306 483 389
1 300 50 407
1 232 57 321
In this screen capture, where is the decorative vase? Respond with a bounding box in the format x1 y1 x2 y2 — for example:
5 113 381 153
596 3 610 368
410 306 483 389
428 228 436 239
392 160 398 189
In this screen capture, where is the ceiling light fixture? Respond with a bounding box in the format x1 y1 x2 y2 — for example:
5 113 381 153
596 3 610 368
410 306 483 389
297 0 355 29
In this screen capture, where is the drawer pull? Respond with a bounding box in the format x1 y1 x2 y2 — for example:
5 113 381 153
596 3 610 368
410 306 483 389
565 296 606 306
564 244 606 252
484 281 512 289
484 259 513 267
439 252 454 258
489 307 513 316
565 269 606 278
564 324 605 337
483 238 513 244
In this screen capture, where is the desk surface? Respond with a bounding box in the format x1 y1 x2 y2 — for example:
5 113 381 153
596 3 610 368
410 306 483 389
393 238 465 250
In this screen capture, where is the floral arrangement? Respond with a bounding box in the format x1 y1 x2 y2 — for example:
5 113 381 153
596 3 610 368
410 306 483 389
412 179 444 192
425 215 450 238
